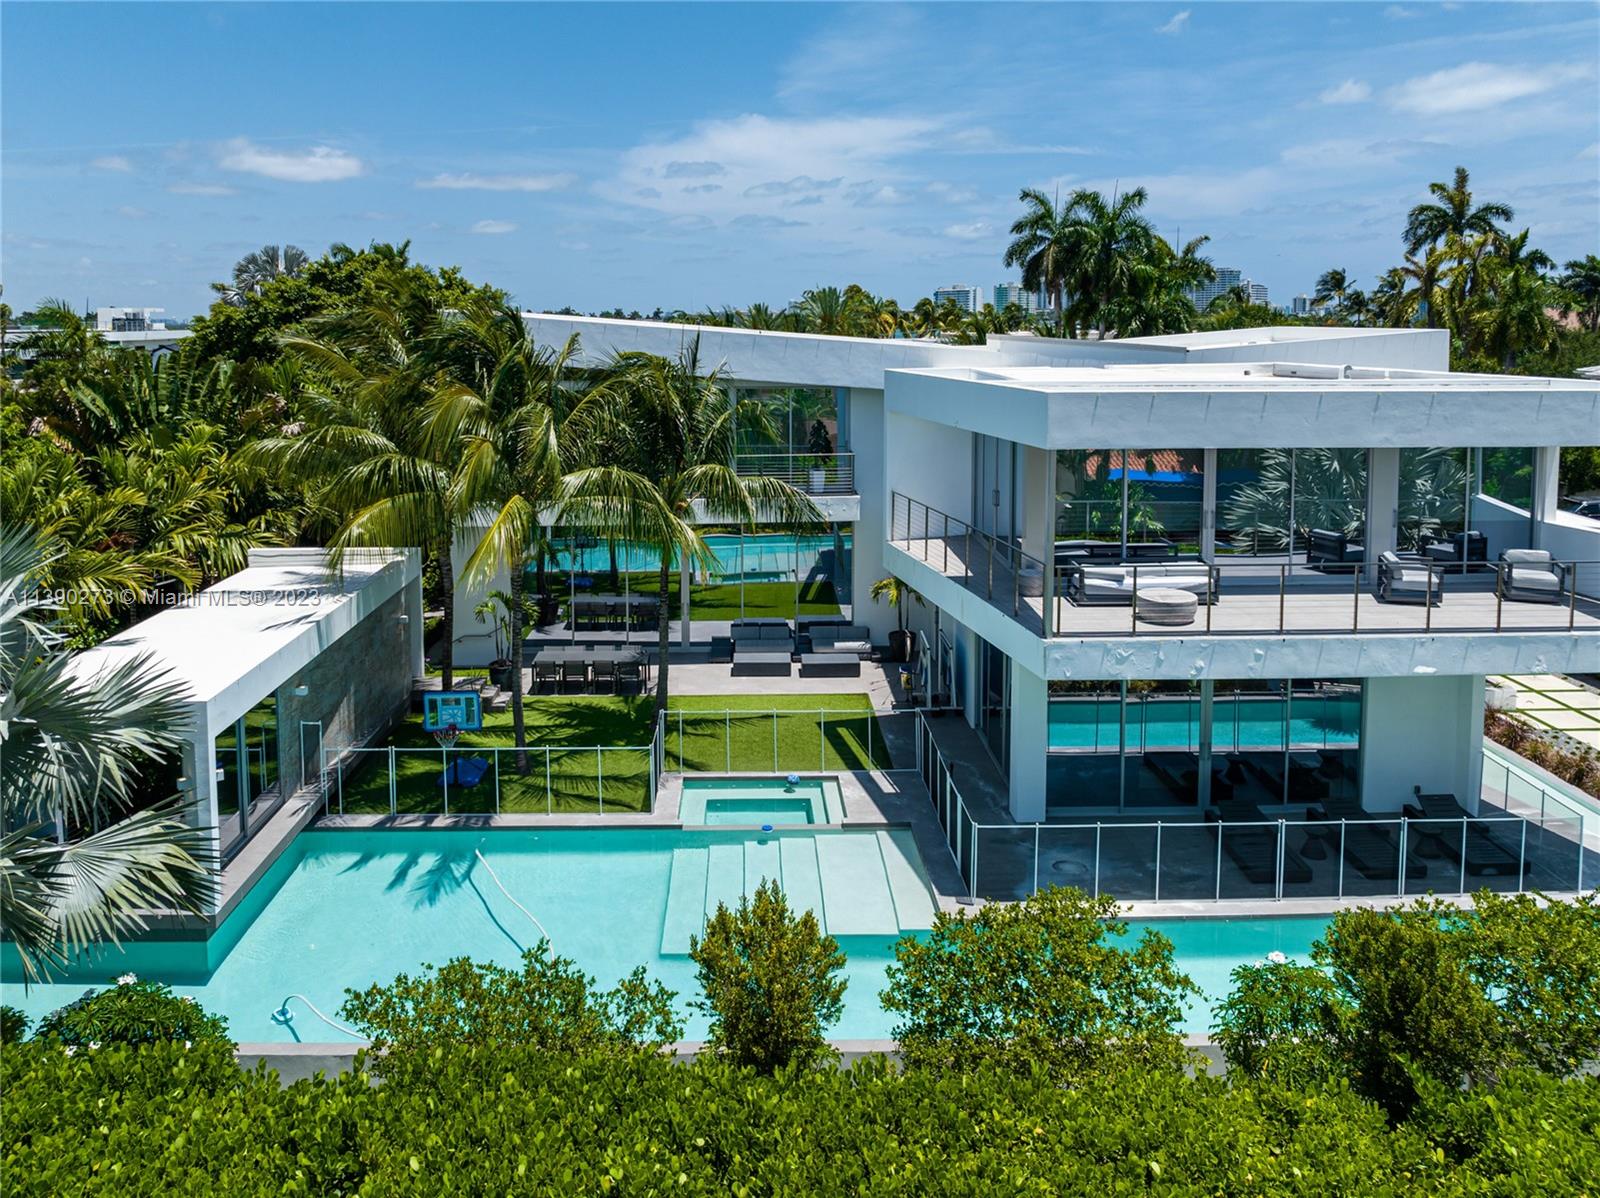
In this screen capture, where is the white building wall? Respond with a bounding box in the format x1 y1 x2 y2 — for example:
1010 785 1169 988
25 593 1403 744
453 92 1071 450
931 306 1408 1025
1008 662 1049 822
1360 674 1485 812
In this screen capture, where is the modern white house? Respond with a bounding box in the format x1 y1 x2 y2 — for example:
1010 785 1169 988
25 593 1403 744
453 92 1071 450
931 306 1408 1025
511 315 1600 854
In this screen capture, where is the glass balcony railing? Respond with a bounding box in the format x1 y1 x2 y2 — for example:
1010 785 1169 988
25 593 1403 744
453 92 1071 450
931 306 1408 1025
735 452 855 495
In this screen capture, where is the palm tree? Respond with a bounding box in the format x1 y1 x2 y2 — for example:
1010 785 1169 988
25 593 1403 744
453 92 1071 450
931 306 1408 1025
1312 269 1353 314
247 269 470 689
581 341 822 719
1004 189 1077 336
428 303 599 763
1403 167 1513 256
1558 254 1600 333
1058 187 1157 337
0 524 215 981
212 244 310 306
1474 259 1557 370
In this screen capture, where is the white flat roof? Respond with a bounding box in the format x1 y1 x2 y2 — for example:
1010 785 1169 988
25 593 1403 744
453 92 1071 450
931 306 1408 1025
898 360 1600 393
65 549 417 715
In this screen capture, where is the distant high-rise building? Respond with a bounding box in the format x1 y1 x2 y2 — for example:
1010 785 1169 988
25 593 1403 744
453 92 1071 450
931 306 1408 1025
1184 267 1268 312
1291 294 1312 316
932 284 981 313
992 283 1040 313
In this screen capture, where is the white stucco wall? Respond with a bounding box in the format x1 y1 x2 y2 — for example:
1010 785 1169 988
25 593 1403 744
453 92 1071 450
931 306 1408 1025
1360 674 1485 812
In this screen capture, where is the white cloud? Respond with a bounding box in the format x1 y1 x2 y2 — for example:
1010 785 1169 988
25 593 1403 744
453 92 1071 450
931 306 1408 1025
416 171 575 192
470 219 517 235
116 205 149 219
218 138 364 182
1155 10 1190 35
942 221 993 241
91 155 133 172
1383 5 1419 17
1580 142 1599 159
663 161 725 179
167 182 238 197
1387 61 1585 116
1279 137 1439 169
1318 79 1372 105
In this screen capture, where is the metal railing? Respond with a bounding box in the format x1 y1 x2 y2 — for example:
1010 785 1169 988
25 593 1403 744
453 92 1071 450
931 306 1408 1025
322 725 662 817
915 711 1591 903
658 706 910 775
889 491 1052 635
735 452 856 495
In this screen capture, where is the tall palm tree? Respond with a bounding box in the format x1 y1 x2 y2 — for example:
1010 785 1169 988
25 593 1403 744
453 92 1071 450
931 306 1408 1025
1474 259 1557 370
0 524 215 981
1558 254 1600 333
1403 167 1513 257
1312 268 1353 314
1059 187 1156 337
429 303 599 762
246 269 470 689
212 244 310 307
1004 188 1077 336
581 341 822 720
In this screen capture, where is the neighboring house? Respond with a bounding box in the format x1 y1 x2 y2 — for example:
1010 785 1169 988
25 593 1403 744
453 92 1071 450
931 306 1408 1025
511 315 1600 828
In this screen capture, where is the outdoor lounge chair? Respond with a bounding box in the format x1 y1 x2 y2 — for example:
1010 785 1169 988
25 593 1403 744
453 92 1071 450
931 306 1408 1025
1307 528 1364 567
1377 550 1444 605
1313 796 1428 880
439 755 489 788
1403 789 1522 876
1498 549 1568 603
1204 810 1314 885
616 660 643 695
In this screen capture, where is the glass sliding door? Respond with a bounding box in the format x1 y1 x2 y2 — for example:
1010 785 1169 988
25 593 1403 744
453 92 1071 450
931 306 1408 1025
1128 449 1204 557
1122 681 1202 808
213 690 283 860
1398 447 1469 551
213 723 243 857
1055 449 1125 555
979 637 1010 773
1216 449 1294 560
974 435 1019 541
1290 448 1366 560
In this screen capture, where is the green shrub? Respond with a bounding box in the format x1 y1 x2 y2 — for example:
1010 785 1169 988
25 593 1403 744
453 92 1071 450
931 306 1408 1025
1 1004 28 1043
690 877 846 1073
1212 954 1351 1086
33 977 231 1047
882 886 1198 1078
339 944 681 1075
8 1039 1599 1195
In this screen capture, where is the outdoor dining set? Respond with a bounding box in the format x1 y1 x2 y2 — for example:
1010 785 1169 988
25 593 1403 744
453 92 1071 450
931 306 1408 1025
528 644 650 694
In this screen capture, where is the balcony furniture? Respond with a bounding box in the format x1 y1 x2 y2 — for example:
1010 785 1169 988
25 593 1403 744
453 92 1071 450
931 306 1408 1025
731 651 792 676
1311 796 1427 881
1017 562 1045 597
559 661 589 693
1307 528 1364 567
1067 563 1216 606
1135 587 1199 627
590 659 617 694
800 652 861 678
1124 539 1178 562
1421 530 1488 571
1055 540 1124 566
1204 807 1315 886
1403 789 1520 876
1498 549 1568 603
810 624 872 658
1376 551 1444 605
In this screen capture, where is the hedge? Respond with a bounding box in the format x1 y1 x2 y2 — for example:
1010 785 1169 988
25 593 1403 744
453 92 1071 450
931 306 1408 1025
4 1042 1598 1196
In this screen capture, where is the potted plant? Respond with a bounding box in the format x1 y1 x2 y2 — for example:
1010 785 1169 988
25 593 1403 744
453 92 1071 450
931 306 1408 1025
474 590 519 688
870 576 923 663
806 418 833 493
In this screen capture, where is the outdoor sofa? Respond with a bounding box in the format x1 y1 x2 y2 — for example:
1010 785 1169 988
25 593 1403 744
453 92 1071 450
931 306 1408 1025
1306 528 1364 567
1376 550 1445 604
1065 563 1217 606
809 624 873 658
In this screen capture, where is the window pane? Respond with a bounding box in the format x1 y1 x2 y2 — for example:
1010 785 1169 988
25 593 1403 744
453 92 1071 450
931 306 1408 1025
1398 447 1468 550
1292 448 1366 557
1217 449 1292 558
1055 449 1124 548
1130 449 1204 555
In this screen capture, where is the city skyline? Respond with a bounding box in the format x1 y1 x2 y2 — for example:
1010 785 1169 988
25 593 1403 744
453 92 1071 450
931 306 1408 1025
3 2 1595 319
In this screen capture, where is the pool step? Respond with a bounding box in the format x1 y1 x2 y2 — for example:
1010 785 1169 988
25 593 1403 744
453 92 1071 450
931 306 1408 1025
703 844 746 925
876 831 936 931
814 835 898 937
778 837 825 925
661 848 710 955
744 839 782 892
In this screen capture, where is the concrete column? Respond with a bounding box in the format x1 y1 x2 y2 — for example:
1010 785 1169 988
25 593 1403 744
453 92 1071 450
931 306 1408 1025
1359 674 1485 813
1008 660 1049 822
1197 679 1214 808
1019 445 1051 562
847 388 892 641
959 623 981 728
1531 446 1562 547
404 562 425 677
679 555 692 648
1366 447 1401 571
1201 449 1218 561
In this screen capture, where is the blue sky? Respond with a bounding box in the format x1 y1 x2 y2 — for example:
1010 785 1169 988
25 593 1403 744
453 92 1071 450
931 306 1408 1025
3 2 1596 319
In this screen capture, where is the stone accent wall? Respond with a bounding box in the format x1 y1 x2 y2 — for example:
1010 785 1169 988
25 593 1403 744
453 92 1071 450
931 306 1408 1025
276 589 413 790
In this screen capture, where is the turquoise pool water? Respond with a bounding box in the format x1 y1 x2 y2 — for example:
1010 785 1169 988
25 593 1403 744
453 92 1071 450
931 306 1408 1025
1050 696 1360 752
537 532 849 580
703 799 813 826
0 826 1330 1043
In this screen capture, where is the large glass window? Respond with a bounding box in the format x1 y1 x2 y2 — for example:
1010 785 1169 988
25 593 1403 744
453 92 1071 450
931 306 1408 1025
1055 450 1124 550
974 435 1019 540
1056 449 1203 559
1217 449 1365 564
1130 450 1204 554
213 691 282 859
735 387 838 456
979 638 1010 772
1398 447 1469 550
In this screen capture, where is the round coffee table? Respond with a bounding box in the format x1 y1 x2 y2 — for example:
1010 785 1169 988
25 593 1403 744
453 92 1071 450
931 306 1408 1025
1135 586 1199 626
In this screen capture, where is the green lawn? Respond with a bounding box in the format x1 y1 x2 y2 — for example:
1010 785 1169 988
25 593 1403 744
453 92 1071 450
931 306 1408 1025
335 693 895 817
544 570 841 622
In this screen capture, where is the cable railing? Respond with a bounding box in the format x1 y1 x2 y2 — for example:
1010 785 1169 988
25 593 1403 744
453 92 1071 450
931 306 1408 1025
890 491 1600 638
914 711 1591 903
735 451 855 495
888 491 1052 635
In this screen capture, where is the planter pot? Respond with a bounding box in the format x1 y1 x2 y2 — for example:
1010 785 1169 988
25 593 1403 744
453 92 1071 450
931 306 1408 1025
888 629 913 662
809 468 827 492
488 660 513 688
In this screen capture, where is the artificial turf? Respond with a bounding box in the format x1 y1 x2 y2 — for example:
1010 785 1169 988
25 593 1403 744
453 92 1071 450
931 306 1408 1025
334 693 896 817
543 570 841 622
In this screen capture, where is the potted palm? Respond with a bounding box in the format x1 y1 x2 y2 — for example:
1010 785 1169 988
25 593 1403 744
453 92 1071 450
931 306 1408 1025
870 575 922 663
806 418 833 493
474 590 522 689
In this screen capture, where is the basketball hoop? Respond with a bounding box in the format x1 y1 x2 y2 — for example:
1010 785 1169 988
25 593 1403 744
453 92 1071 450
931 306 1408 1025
433 723 461 751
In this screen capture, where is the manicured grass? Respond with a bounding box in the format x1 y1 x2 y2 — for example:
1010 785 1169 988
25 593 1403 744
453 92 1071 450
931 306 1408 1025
545 570 841 622
337 693 895 816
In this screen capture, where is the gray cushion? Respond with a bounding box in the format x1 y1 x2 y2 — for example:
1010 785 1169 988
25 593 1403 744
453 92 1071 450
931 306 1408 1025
1509 569 1560 590
1502 548 1552 565
1380 550 1402 565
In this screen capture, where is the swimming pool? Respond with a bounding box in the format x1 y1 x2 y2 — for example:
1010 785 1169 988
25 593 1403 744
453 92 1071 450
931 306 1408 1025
537 532 850 580
0 826 1329 1043
679 776 845 826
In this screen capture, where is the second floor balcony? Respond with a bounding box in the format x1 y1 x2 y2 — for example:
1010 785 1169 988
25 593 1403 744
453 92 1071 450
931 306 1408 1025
888 491 1600 643
735 451 855 497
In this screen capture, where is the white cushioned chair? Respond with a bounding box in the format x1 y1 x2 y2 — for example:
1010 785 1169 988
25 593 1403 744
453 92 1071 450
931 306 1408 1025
1498 549 1567 603
1377 550 1443 604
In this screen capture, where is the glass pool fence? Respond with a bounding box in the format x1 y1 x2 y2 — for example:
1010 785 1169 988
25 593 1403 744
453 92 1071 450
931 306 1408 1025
657 707 912 776
918 712 1595 903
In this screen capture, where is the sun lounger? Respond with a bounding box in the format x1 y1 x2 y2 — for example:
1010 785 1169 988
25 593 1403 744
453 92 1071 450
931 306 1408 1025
1205 811 1313 885
1403 790 1522 877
